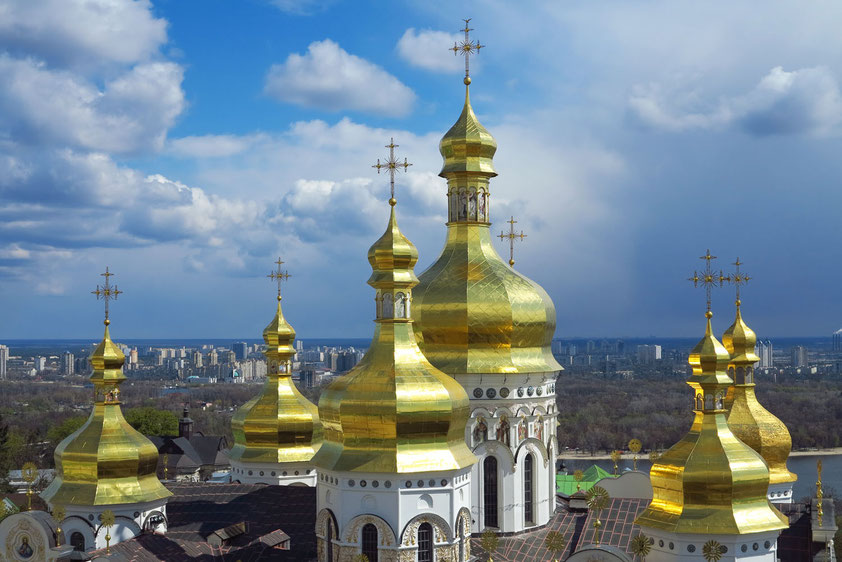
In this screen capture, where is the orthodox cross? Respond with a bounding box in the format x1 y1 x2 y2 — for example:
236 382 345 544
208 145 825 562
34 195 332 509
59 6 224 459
688 249 728 313
451 18 483 83
730 258 751 305
92 267 122 324
498 216 526 267
372 138 411 203
268 257 290 299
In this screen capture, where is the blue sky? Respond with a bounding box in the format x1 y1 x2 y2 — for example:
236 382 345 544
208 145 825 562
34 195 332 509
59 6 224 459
1 0 841 340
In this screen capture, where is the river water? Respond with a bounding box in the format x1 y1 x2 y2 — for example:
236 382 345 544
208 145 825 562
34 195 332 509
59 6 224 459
561 454 842 501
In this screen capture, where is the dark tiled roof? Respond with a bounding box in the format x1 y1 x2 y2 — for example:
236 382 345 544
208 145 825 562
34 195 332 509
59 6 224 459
472 498 650 562
101 482 315 561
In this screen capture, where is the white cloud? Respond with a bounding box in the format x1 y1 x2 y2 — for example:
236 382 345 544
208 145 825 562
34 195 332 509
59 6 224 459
396 28 463 73
628 66 842 136
169 134 268 158
264 39 416 117
0 0 168 69
266 0 335 15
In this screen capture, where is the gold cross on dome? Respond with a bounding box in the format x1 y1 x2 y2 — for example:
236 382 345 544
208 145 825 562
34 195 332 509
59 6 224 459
688 249 728 313
92 267 122 324
730 258 751 305
268 257 290 299
498 216 526 267
372 137 412 203
450 18 483 83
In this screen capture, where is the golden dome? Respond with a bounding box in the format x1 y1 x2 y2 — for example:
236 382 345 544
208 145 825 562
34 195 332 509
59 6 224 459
413 83 562 376
724 304 797 487
229 287 322 465
439 87 497 177
42 323 171 507
636 313 787 535
314 202 476 473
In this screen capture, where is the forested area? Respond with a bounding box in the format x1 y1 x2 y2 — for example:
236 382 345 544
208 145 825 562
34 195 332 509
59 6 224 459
556 373 842 453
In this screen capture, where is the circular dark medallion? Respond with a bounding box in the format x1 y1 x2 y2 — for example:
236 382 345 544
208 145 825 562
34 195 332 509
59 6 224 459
406 481 411 488
764 541 770 549
753 543 759 551
486 388 497 399
669 542 674 550
658 540 664 548
517 388 524 397
134 511 140 518
500 387 510 398
372 481 379 488
441 479 447 486
527 386 534 396
473 388 483 398
360 480 367 487
348 480 355 487
417 480 424 488
741 545 748 553
536 387 543 396
687 545 696 553
385 481 391 488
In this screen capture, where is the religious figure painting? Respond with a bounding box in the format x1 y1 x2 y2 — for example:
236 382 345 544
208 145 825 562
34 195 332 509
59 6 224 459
496 416 510 446
17 536 33 559
382 293 394 318
459 190 468 220
473 417 488 444
478 191 487 221
395 293 407 318
467 190 477 220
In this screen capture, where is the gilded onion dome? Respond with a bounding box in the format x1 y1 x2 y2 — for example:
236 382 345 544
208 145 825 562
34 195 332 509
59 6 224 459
314 200 476 473
42 321 171 507
412 83 563 376
229 279 322 465
636 312 787 534
723 302 797 487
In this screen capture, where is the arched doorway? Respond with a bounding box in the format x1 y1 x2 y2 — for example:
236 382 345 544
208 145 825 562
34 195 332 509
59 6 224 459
362 523 378 562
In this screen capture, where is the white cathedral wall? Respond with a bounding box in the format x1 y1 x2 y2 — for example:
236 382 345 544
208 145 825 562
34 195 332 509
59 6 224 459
316 467 472 562
229 459 317 486
458 372 558 534
55 499 168 552
641 528 781 562
768 481 794 504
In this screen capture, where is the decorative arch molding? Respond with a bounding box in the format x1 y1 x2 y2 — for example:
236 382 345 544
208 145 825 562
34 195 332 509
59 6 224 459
400 512 453 546
96 516 141 537
515 438 549 468
492 406 514 420
141 510 168 532
515 406 532 417
472 440 515 472
471 407 493 419
316 508 339 540
342 514 396 547
530 405 548 416
61 515 95 531
456 507 471 537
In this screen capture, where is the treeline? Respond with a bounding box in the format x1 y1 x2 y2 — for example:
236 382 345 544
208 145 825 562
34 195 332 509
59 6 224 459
556 374 842 453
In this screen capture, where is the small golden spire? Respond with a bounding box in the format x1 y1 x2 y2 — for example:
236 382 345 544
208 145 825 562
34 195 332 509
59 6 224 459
373 137 412 205
688 249 729 313
268 257 290 301
498 216 526 266
450 18 483 85
91 267 122 325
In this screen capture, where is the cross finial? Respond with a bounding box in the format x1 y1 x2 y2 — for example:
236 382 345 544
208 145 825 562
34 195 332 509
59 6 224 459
730 257 751 307
498 216 526 267
268 257 290 301
450 18 483 85
91 267 122 325
372 137 411 206
688 249 729 314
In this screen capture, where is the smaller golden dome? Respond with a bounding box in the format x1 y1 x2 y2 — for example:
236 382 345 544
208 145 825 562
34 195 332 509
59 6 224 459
315 203 476 474
439 86 497 178
636 312 787 536
42 323 171 507
367 204 419 289
722 304 759 364
230 291 322 466
724 304 797 487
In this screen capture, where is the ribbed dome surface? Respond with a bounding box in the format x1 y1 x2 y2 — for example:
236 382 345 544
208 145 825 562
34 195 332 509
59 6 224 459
439 88 497 177
42 325 171 507
229 296 322 465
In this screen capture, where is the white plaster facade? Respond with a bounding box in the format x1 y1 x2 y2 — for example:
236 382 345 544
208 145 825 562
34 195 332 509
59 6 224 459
641 528 782 562
768 481 794 504
229 459 317 486
459 372 558 534
315 467 472 562
49 498 168 553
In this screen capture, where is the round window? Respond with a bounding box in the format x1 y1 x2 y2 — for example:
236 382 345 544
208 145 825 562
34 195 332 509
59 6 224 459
473 388 483 398
486 388 497 399
500 387 510 398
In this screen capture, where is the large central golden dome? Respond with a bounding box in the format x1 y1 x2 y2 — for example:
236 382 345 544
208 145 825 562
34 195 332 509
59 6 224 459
412 85 562 376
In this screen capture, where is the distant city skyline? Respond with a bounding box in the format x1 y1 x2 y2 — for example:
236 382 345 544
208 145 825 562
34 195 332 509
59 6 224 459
2 1 842 338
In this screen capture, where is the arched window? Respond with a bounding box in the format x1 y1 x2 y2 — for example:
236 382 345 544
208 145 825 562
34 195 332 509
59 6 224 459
362 523 378 562
524 454 535 525
382 293 393 319
327 521 334 562
396 292 407 318
70 532 86 552
483 456 498 528
418 522 433 562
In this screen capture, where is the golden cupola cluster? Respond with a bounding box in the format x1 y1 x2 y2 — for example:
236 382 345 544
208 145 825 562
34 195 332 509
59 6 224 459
412 40 562 377
723 270 797 489
314 193 476 474
636 311 788 534
42 270 171 507
229 260 323 465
